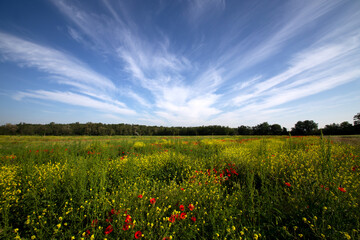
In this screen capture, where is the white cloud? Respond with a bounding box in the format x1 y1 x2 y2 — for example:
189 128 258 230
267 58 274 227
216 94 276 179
216 1 342 81
14 90 136 115
0 32 115 91
0 31 139 117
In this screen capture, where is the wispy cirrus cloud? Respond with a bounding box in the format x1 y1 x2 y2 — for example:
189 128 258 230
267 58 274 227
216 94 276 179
0 32 115 92
51 0 222 124
0 31 136 116
217 0 343 81
225 28 360 123
15 90 136 115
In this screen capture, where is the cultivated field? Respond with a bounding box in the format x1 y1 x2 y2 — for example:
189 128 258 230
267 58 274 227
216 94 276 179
0 135 359 239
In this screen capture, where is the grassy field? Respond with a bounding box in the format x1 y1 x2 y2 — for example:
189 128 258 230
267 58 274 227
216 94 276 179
0 135 359 240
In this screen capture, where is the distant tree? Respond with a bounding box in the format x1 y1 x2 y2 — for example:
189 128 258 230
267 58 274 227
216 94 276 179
354 113 360 134
253 122 271 135
281 127 288 135
291 120 318 135
354 113 360 126
5 123 18 135
270 124 282 135
340 121 353 135
323 123 341 135
237 125 252 135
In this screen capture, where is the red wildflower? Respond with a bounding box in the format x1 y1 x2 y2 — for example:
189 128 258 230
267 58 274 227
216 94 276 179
122 224 130 231
138 194 143 199
125 215 132 223
188 204 195 211
191 216 196 222
168 215 176 223
180 212 187 219
338 187 346 192
86 229 90 236
231 168 239 175
181 188 185 191
91 219 98 227
135 230 142 239
150 198 156 204
104 225 113 235
179 205 185 211
285 182 291 187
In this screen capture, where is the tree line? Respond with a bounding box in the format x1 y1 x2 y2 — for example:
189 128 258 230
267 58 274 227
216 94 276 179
1 113 359 136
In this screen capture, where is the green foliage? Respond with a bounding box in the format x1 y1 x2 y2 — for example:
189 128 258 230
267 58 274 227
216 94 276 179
0 136 359 239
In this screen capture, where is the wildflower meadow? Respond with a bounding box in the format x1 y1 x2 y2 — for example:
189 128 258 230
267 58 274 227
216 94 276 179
0 135 359 239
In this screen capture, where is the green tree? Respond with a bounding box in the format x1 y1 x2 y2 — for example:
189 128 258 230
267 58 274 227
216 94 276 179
253 122 271 135
354 112 360 126
291 120 318 135
270 124 282 135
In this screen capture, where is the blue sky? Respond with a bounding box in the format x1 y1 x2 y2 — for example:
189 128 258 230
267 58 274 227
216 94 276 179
1 0 360 129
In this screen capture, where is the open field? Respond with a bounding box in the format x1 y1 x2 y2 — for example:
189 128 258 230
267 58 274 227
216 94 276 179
0 135 359 239
327 136 360 147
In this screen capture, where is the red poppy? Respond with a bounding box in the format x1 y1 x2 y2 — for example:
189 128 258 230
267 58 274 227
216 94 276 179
168 215 175 223
138 194 143 199
191 216 196 222
150 198 156 204
188 204 195 211
125 215 132 223
86 229 90 236
180 212 187 219
338 187 346 192
285 182 291 187
181 188 185 191
135 230 142 239
104 225 113 235
179 205 185 211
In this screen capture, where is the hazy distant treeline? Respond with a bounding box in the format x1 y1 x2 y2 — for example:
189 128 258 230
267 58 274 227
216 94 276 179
1 118 359 136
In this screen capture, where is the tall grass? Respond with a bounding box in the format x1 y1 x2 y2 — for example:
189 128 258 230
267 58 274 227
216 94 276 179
0 135 359 239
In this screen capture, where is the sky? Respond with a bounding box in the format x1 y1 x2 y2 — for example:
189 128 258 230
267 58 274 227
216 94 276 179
0 0 360 129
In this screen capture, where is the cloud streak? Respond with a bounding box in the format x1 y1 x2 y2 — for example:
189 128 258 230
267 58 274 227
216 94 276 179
51 0 222 123
0 31 137 116
14 90 136 115
0 32 115 91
